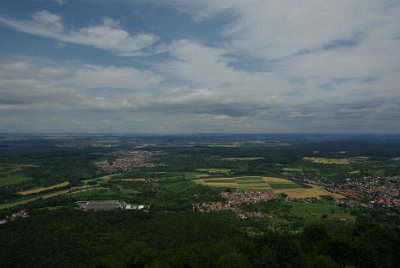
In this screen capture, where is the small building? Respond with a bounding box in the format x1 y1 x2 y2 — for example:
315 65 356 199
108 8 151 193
11 210 29 220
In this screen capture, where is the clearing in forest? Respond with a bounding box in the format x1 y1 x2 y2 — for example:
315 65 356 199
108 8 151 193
195 176 273 190
121 178 145 182
302 157 351 164
222 157 265 161
18 181 70 195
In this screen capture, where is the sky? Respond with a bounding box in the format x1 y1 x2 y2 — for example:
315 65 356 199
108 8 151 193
0 0 400 134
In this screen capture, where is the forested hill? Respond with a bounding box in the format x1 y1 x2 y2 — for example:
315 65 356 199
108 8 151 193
0 208 399 268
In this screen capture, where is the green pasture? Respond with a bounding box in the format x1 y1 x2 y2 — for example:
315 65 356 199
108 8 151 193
286 201 354 221
0 164 34 186
269 183 301 189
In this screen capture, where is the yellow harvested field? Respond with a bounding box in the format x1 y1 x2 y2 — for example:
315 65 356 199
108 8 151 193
121 178 145 182
222 157 265 161
272 184 344 199
194 176 273 190
99 173 121 181
194 176 342 199
69 187 110 194
18 181 70 195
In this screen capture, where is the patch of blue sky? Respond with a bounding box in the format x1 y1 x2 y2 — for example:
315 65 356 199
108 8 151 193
294 32 365 57
227 53 277 72
322 32 365 51
319 76 379 91
287 89 305 98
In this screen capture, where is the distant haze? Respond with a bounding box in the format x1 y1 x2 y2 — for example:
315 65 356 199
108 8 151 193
0 0 400 133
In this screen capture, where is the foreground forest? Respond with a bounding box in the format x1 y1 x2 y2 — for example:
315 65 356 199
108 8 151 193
1 208 399 268
0 134 400 267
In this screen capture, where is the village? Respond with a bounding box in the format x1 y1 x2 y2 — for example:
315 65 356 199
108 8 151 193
326 176 400 207
96 150 163 172
0 209 29 225
193 191 276 219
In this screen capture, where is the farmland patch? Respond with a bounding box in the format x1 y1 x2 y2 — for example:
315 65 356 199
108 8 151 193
18 181 70 195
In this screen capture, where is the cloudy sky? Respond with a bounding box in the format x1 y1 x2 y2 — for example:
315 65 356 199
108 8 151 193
0 0 400 133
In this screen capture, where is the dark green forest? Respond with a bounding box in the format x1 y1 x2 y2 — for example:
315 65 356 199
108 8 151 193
1 208 399 268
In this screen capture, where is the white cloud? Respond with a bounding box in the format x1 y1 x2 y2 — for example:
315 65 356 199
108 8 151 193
161 39 293 100
72 65 163 89
161 1 400 102
0 10 160 56
1 1 400 132
0 57 164 111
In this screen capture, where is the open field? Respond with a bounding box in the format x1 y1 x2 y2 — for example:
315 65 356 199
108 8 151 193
99 174 121 181
0 164 35 186
195 176 271 190
286 201 354 221
237 181 266 184
235 176 265 182
0 174 32 186
195 176 342 199
121 178 145 182
0 187 74 209
302 156 369 165
184 172 211 180
164 181 197 193
18 181 70 195
206 179 236 183
273 184 344 199
282 167 303 172
69 187 118 199
196 168 231 174
263 177 294 183
302 157 351 164
222 157 265 161
269 183 302 189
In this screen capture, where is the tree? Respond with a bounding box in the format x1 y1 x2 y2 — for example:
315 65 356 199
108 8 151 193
215 253 251 268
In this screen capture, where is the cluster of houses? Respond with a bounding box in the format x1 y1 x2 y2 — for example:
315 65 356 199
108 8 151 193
96 150 162 172
75 200 150 211
326 176 400 207
193 191 276 219
0 209 29 225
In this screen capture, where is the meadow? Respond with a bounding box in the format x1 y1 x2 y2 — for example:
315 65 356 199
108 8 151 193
0 164 34 186
286 201 353 221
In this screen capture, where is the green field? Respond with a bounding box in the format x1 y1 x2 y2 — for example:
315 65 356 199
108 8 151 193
235 176 263 181
269 183 301 189
196 176 340 199
0 164 34 186
0 174 32 186
196 176 271 190
237 180 265 184
164 181 196 193
286 201 354 221
206 179 236 183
